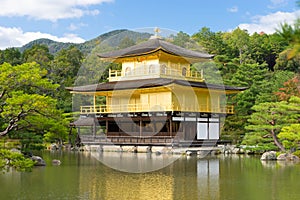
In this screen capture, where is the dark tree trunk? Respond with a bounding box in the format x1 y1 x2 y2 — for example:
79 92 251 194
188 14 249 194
271 129 286 152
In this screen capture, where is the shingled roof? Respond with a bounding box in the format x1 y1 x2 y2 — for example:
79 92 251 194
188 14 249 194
98 37 213 61
67 78 247 93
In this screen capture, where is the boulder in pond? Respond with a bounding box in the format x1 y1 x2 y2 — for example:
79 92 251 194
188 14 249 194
261 151 277 160
52 159 61 165
31 156 46 166
277 153 300 161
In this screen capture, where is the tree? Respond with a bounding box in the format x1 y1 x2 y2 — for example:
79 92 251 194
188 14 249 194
223 28 250 64
274 49 300 72
275 75 300 101
278 124 300 151
119 36 136 49
243 96 300 152
276 19 300 60
0 62 67 144
22 44 53 69
0 48 23 65
49 46 83 111
192 27 229 55
0 149 35 173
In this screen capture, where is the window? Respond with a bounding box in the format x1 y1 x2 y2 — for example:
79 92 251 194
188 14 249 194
182 67 187 76
125 67 131 76
149 64 155 74
161 64 167 74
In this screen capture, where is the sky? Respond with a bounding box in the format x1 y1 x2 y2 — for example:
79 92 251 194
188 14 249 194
0 0 299 49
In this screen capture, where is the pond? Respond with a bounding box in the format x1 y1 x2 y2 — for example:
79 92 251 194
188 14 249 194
1 151 300 200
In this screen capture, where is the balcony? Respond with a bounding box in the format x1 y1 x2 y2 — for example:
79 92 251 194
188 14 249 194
108 64 204 82
80 103 234 115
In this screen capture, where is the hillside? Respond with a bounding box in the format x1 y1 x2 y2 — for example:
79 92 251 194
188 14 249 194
19 29 152 55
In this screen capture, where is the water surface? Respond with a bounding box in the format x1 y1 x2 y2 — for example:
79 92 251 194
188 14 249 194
1 151 299 200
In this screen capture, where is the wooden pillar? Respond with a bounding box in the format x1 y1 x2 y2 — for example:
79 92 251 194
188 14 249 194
93 95 96 113
169 118 172 137
105 119 108 135
139 117 142 137
93 121 96 137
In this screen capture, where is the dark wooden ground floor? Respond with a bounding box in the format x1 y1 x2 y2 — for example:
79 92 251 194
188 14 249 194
72 112 230 147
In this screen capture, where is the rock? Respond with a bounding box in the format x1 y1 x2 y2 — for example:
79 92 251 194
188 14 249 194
10 148 21 154
132 146 138 153
31 156 46 166
146 146 152 153
49 143 58 151
261 151 277 160
232 148 241 154
277 153 300 161
52 159 61 165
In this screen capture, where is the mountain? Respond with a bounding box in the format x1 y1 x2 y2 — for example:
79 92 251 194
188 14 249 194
19 29 152 55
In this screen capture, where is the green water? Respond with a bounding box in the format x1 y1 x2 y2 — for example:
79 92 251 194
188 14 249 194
1 151 300 200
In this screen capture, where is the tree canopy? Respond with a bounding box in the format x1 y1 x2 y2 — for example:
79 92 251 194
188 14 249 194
0 62 68 145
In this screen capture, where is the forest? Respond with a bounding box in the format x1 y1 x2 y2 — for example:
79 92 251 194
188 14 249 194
0 18 299 171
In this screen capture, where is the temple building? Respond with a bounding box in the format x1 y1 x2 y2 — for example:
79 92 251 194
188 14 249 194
68 32 245 147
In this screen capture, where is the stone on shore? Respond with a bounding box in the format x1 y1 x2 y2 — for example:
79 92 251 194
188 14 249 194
261 151 277 160
52 159 61 165
31 156 46 166
277 153 300 161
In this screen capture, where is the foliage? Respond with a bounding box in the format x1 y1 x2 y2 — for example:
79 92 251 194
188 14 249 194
274 49 300 72
119 36 136 49
192 27 229 55
292 150 300 157
223 28 250 64
243 96 300 152
192 61 223 84
278 124 300 151
0 48 23 66
49 46 83 112
275 75 300 101
22 44 53 68
0 149 35 173
0 62 68 151
275 19 300 60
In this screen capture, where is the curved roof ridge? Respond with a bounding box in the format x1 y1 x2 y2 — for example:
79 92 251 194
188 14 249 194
98 37 213 60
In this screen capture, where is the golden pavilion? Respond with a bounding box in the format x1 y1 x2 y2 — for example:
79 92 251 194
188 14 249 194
68 32 245 147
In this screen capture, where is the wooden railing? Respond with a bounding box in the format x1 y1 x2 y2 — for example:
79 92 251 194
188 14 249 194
80 104 234 114
80 135 224 147
108 64 204 82
80 135 175 145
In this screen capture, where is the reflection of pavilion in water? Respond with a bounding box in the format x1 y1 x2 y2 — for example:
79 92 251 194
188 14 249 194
78 153 220 199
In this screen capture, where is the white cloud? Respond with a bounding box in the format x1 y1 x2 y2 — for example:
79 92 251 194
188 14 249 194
0 0 113 21
238 10 300 34
228 6 238 13
0 26 85 49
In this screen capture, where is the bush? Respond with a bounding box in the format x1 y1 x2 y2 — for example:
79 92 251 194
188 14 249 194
0 148 35 173
292 150 300 158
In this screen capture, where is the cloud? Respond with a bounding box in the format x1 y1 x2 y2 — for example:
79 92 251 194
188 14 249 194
0 26 85 49
0 0 113 21
228 6 238 13
238 10 300 34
